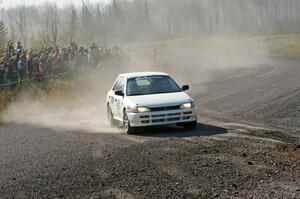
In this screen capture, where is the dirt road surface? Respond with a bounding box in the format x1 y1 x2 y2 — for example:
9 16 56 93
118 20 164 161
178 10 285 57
0 120 299 198
0 42 299 198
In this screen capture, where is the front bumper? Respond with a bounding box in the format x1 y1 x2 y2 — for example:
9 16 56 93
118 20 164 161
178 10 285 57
127 108 197 127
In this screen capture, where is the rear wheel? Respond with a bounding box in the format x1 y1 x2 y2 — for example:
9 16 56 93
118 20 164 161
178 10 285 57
123 111 136 134
183 120 197 130
107 105 118 127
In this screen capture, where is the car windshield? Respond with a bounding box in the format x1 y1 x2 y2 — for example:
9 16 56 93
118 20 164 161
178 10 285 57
126 75 182 96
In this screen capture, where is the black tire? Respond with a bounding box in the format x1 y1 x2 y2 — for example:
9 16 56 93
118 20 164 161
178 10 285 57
107 104 118 127
123 111 136 134
183 120 197 130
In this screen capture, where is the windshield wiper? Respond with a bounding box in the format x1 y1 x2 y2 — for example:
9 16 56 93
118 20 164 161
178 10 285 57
148 91 181 95
128 93 148 96
129 91 180 96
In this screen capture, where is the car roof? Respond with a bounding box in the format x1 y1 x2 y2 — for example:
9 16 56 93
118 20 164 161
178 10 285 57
119 72 170 79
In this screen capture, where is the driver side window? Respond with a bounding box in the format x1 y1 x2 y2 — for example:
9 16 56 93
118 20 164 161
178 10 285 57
113 77 125 93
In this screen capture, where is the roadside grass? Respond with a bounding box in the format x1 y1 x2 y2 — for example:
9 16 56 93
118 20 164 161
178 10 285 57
28 80 74 102
0 86 23 123
0 80 74 123
0 90 17 113
263 34 300 59
128 34 300 59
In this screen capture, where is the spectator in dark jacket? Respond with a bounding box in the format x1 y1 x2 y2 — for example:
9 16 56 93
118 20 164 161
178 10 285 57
18 55 27 81
0 62 5 85
27 52 35 82
16 41 23 51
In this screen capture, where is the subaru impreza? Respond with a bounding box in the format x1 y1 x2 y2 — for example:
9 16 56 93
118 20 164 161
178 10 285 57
107 72 197 134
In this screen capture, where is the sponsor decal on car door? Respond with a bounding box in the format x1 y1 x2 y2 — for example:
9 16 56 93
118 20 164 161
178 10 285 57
111 76 125 118
115 78 125 118
111 77 122 116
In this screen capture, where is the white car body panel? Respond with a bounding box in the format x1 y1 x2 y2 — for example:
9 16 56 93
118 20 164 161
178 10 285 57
124 92 192 108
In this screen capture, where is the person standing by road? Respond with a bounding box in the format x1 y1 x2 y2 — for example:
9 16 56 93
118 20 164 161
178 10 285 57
16 41 23 51
6 40 14 57
0 62 5 85
18 55 27 82
50 49 59 77
68 51 76 72
27 51 35 83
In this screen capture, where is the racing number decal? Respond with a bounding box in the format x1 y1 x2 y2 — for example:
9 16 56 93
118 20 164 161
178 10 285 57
110 95 121 116
109 96 115 105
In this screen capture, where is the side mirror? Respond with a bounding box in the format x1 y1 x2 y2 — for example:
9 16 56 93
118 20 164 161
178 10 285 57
115 90 124 97
182 85 189 91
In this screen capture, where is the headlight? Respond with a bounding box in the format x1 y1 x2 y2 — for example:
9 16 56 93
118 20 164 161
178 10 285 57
180 102 193 109
128 107 150 113
137 107 150 113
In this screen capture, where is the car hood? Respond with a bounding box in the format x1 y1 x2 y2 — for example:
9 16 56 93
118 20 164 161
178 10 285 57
125 92 193 108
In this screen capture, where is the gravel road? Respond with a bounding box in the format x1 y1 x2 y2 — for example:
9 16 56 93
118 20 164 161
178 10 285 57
0 121 299 199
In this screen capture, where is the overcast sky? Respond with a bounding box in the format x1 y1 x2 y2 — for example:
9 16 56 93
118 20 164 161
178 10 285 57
0 0 111 8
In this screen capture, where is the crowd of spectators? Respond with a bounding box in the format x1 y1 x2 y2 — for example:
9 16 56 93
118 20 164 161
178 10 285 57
0 40 127 89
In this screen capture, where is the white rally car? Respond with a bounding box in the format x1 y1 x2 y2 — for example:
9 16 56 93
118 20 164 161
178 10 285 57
107 72 197 134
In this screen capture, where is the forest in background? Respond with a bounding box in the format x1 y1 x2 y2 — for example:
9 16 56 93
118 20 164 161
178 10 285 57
0 0 300 48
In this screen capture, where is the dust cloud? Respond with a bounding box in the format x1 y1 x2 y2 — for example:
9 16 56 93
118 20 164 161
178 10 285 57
4 100 112 132
2 70 118 133
125 37 272 87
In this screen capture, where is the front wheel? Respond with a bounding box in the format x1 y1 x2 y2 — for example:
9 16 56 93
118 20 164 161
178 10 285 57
123 111 136 134
183 120 197 130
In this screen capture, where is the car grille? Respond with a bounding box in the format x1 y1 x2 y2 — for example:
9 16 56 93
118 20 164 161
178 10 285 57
149 105 180 112
140 111 193 124
152 114 166 118
167 117 181 122
167 112 181 116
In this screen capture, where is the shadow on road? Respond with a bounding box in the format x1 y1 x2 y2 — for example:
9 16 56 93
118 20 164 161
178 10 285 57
135 123 229 138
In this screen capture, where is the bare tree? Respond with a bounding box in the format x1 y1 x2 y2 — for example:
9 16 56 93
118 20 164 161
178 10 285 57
0 21 7 50
39 3 50 45
3 0 300 45
15 5 27 48
49 3 58 45
80 0 94 43
67 4 78 43
39 2 59 46
6 10 16 44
